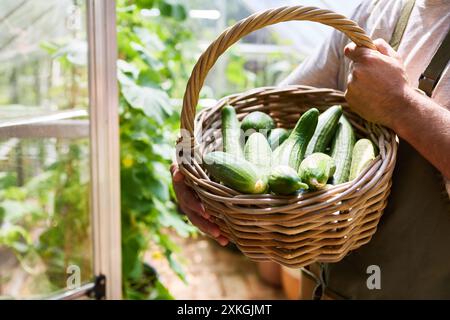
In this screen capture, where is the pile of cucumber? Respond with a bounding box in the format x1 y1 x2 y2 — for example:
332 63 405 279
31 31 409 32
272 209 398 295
203 106 377 195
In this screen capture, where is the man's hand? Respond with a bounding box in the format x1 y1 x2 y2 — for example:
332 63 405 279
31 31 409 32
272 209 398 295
344 38 411 129
171 163 229 246
344 38 450 179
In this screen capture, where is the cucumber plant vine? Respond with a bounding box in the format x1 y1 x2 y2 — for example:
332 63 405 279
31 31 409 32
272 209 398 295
117 0 196 299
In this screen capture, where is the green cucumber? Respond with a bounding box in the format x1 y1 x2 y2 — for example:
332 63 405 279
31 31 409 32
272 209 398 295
298 153 336 190
349 139 377 180
272 108 319 170
269 165 309 195
267 128 290 150
330 115 356 184
203 151 267 194
244 132 272 175
221 105 244 158
305 105 343 156
241 111 275 134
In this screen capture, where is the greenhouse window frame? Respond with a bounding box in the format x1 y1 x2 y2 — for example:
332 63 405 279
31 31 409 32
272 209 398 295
38 0 122 300
86 0 122 300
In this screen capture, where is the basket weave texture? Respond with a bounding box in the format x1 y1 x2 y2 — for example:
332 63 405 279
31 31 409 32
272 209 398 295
177 6 397 268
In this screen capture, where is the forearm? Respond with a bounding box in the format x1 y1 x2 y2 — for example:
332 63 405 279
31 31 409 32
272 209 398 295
393 88 450 179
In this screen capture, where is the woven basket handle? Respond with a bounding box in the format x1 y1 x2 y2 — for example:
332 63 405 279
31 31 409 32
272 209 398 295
180 5 376 136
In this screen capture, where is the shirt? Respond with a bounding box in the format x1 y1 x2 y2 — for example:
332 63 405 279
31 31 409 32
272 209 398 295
280 0 450 194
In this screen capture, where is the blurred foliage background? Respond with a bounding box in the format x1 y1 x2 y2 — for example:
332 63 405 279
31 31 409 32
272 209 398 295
117 0 197 300
117 0 301 299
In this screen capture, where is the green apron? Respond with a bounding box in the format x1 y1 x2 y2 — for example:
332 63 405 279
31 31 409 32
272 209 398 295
321 1 450 299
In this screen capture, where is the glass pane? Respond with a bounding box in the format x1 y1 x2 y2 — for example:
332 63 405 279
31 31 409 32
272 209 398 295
0 0 92 299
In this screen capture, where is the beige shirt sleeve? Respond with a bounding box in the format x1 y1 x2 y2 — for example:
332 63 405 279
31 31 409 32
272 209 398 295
278 25 346 90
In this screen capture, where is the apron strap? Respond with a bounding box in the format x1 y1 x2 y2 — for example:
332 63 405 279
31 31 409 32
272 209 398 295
418 29 450 96
390 0 416 51
300 267 323 300
389 0 450 97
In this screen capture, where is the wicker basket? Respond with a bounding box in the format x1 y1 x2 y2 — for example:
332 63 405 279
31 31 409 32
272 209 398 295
176 6 397 269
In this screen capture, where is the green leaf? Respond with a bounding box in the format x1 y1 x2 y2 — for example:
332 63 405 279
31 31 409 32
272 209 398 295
121 84 172 124
3 187 26 201
157 1 186 21
152 143 173 160
150 279 174 300
52 40 87 66
135 0 155 9
0 200 39 223
171 4 187 21
145 176 169 201
117 59 140 80
226 54 247 87
130 41 165 71
166 252 186 283
133 27 165 51
40 41 59 55
154 199 194 237
152 161 171 184
158 2 172 17
0 172 17 189
120 169 141 202
0 223 33 256
122 233 145 279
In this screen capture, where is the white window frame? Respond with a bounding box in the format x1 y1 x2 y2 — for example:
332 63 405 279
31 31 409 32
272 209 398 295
87 0 121 300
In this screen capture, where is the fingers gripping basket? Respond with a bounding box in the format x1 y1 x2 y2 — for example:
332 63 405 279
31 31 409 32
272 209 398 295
176 6 398 268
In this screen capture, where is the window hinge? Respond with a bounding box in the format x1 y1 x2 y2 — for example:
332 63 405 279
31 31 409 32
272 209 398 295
87 274 106 300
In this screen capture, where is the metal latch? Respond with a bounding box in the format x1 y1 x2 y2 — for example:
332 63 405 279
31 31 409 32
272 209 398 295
87 274 106 300
418 73 437 97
